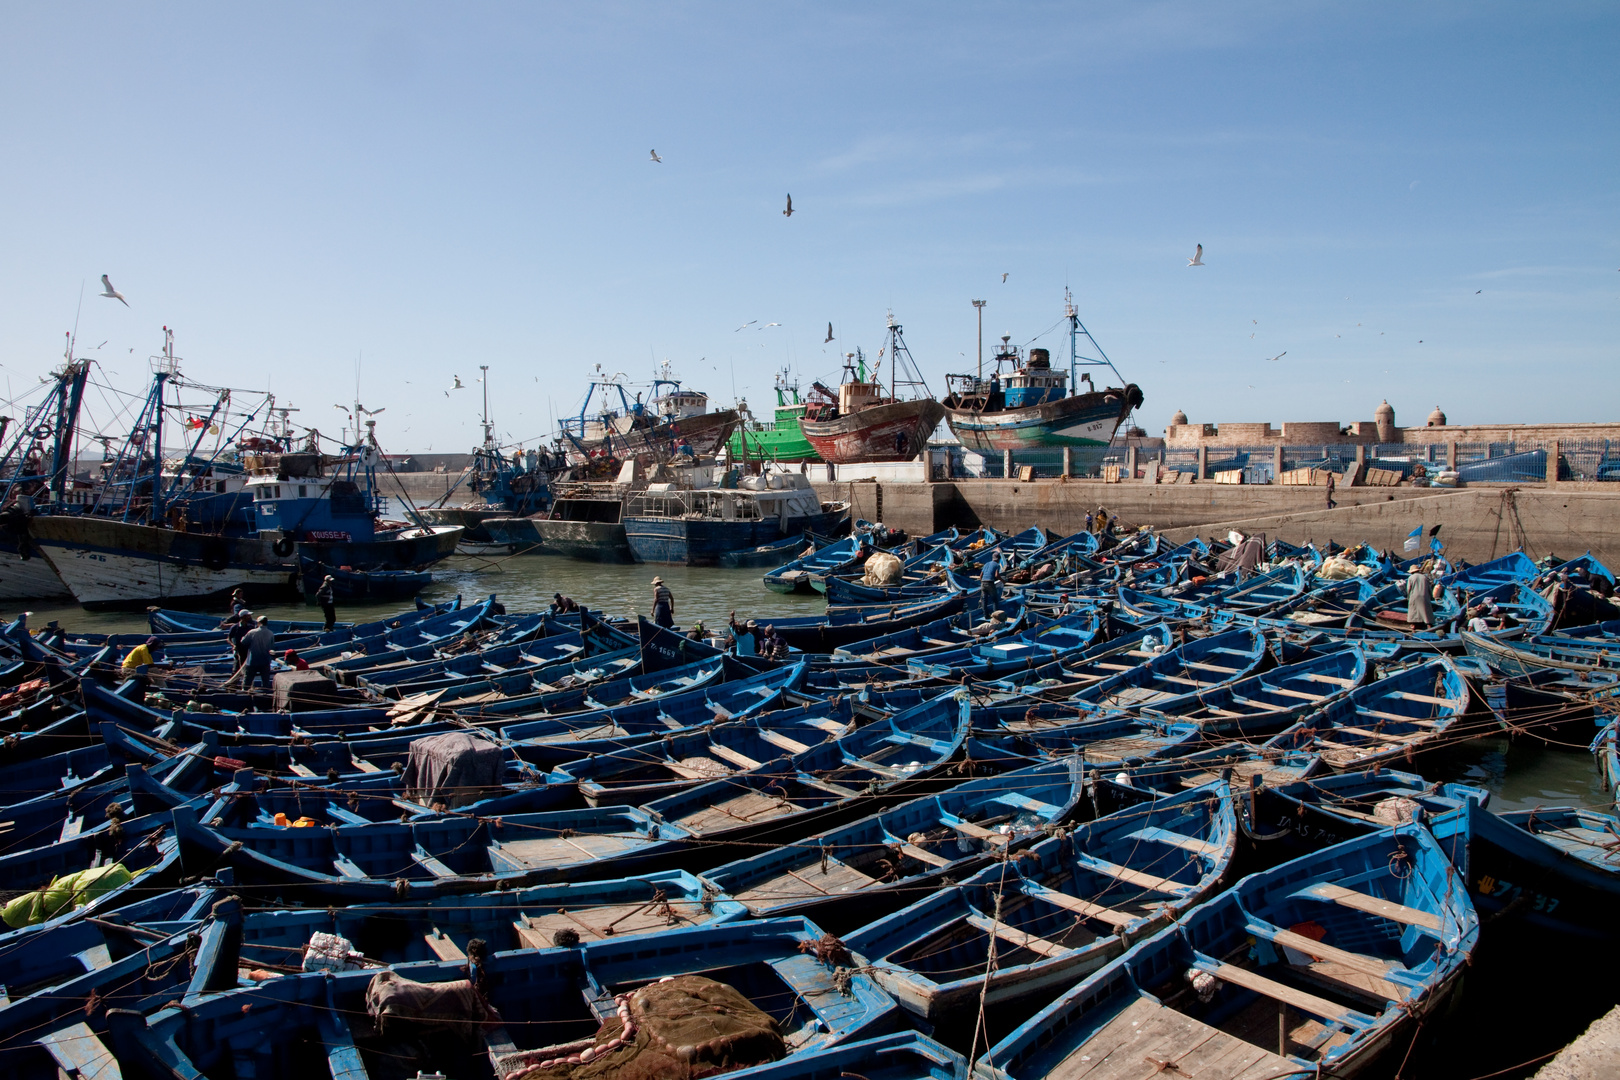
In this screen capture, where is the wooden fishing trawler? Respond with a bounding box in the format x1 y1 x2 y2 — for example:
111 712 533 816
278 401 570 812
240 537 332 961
942 289 1143 473
800 314 945 464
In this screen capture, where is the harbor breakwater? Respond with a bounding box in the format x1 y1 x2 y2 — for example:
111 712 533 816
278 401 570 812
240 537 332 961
812 479 1620 567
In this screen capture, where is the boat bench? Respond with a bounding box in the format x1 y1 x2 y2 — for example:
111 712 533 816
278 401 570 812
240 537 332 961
1122 826 1222 858
1293 882 1442 933
964 914 1069 958
413 845 457 878
1073 853 1194 896
1190 956 1372 1026
1019 881 1138 928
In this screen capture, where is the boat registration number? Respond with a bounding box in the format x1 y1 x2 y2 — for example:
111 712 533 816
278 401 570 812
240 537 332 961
307 531 352 542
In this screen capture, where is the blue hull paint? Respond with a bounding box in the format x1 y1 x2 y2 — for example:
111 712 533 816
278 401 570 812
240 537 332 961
624 508 848 565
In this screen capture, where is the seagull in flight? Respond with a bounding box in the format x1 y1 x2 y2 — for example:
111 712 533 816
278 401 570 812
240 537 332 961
760 322 781 328
782 194 793 217
650 150 662 163
824 322 834 343
1266 351 1287 362
1001 273 1009 283
735 321 757 332
1475 290 1482 294
1187 244 1205 267
100 275 128 306
451 375 465 389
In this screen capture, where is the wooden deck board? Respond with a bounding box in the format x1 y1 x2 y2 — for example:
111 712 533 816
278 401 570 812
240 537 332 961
1046 996 1305 1080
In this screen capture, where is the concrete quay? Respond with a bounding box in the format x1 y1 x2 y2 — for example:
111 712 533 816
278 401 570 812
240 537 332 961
812 479 1620 567
1533 1005 1620 1080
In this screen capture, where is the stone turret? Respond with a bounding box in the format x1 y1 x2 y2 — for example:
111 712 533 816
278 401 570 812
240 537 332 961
1375 400 1396 443
1171 408 1188 426
1427 405 1447 427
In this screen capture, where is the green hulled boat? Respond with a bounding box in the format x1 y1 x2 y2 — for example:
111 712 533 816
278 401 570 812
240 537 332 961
727 371 822 463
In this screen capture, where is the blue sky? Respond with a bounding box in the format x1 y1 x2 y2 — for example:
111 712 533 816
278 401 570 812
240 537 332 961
1 3 1614 454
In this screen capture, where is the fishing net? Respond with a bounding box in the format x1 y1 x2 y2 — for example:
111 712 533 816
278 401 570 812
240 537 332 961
1 863 132 928
862 551 903 586
502 974 784 1080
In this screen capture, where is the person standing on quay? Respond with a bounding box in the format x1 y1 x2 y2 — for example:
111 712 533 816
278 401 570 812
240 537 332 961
315 574 337 632
651 576 675 628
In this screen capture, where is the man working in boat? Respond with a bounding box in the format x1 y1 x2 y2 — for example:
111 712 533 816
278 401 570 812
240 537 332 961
728 613 758 656
758 623 788 661
315 574 337 632
239 615 277 690
968 610 1009 637
227 611 255 671
650 576 675 628
550 592 579 615
122 636 168 703
283 649 309 671
979 553 1002 615
1405 566 1434 631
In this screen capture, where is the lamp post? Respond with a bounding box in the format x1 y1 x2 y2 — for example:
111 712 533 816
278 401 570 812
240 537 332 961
971 300 986 382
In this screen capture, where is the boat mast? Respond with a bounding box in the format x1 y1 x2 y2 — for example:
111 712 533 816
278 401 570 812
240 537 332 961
1064 286 1125 393
480 364 493 451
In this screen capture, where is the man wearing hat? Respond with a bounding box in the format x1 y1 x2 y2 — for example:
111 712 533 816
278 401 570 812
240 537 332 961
314 574 337 631
227 611 255 671
239 615 277 690
650 576 675 628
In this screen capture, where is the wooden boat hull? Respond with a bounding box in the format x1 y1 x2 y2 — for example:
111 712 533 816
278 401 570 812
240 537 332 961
942 384 1141 458
29 516 296 609
801 398 946 464
0 538 71 600
530 518 634 561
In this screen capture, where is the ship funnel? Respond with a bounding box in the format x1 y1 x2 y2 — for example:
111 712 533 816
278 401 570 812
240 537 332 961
1027 348 1050 369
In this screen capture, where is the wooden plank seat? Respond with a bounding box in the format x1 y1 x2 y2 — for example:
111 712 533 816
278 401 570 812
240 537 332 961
1074 854 1194 895
964 914 1069 958
1181 660 1239 675
424 927 465 961
1296 882 1442 932
1302 673 1356 687
796 774 862 799
1123 826 1222 858
757 729 812 755
1020 882 1139 928
1391 692 1462 708
945 817 1009 844
1330 726 1427 744
1191 958 1369 1025
1251 924 1409 1002
1262 687 1327 702
708 743 764 771
900 842 952 868
1356 709 1441 726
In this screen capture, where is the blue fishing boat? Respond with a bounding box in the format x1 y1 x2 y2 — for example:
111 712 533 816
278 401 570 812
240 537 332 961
0 897 241 1074
726 530 825 572
1460 800 1620 940
622 473 848 565
770 591 967 652
830 598 1030 664
197 870 749 964
296 555 432 600
765 531 872 593
556 697 862 807
1246 766 1487 865
1263 657 1471 771
116 916 899 1080
1141 647 1369 739
844 781 1234 1021
942 290 1143 471
697 754 1085 933
980 826 1478 1080
1052 627 1269 714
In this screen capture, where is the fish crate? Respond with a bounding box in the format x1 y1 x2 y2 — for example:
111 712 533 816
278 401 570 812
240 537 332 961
1213 469 1245 485
1102 465 1129 483
1362 467 1404 486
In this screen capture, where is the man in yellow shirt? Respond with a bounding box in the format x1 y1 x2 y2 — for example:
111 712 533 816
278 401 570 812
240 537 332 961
121 636 165 673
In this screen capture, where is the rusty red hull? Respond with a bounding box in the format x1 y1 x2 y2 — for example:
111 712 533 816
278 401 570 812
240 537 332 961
800 399 946 464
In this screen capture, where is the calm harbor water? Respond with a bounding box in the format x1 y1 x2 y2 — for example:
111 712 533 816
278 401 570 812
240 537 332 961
14 552 1615 1076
